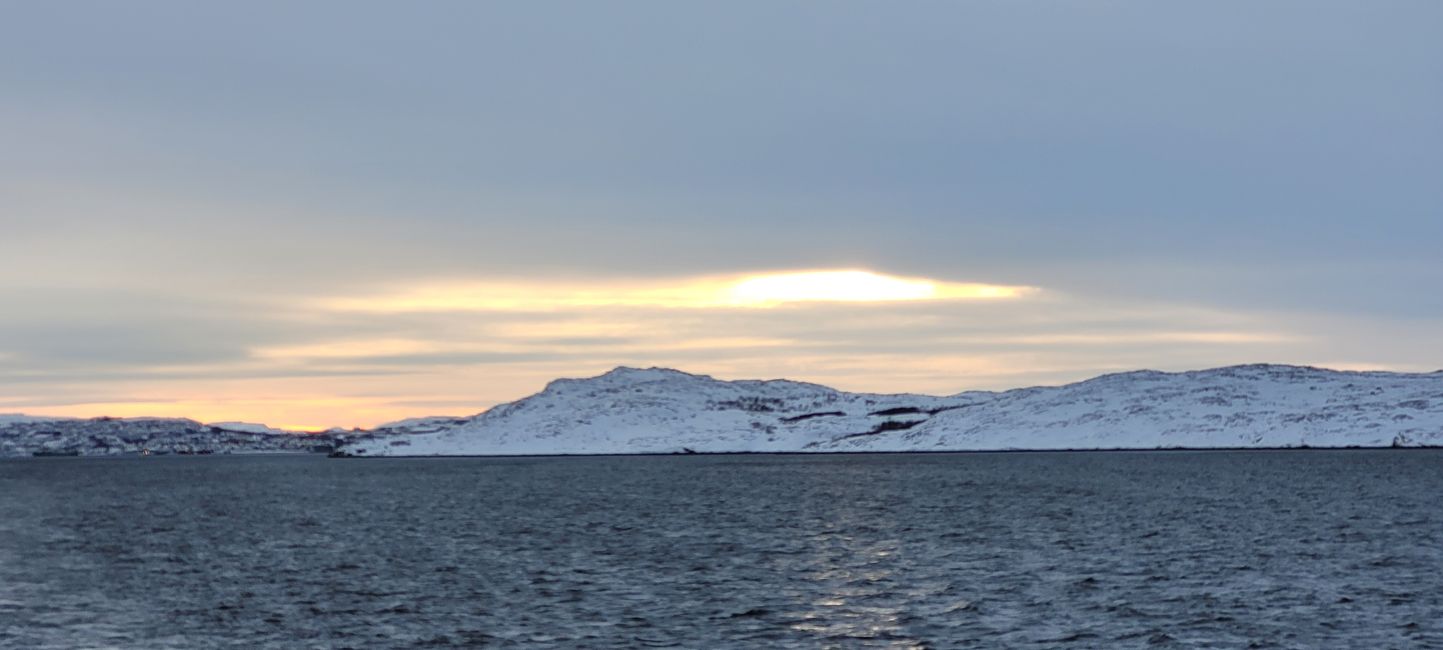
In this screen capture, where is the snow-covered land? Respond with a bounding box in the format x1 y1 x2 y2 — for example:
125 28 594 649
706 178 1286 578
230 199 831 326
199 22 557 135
9 364 1441 459
372 416 472 435
0 413 77 426
0 417 340 457
341 364 1443 456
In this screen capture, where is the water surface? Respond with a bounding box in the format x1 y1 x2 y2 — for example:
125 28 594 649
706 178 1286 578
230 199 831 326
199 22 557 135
2 450 1440 648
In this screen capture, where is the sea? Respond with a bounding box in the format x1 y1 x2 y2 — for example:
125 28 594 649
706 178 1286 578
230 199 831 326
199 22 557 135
1 450 1439 648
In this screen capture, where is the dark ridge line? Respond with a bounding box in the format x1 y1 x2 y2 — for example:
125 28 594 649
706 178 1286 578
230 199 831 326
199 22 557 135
779 411 847 423
821 418 929 445
867 406 924 416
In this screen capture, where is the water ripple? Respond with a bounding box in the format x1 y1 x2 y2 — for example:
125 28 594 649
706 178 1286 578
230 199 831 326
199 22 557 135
1 450 1441 648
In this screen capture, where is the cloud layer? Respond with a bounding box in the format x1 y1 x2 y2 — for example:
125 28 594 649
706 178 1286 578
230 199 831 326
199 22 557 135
2 2 1440 426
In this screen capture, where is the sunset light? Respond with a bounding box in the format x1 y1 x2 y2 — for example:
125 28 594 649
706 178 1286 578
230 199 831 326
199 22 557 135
5 4 1436 646
323 270 1033 313
726 270 1025 306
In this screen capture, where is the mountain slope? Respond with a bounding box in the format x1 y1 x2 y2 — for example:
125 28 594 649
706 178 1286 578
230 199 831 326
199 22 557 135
0 417 338 457
352 367 971 456
341 364 1443 456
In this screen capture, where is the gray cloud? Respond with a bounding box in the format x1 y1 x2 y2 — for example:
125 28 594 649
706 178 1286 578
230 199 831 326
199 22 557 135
1 1 1440 423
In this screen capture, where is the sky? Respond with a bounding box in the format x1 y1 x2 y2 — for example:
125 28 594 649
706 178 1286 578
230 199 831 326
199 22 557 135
2 1 1440 429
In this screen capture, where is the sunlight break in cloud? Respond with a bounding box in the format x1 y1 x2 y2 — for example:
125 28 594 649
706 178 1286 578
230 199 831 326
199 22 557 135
323 270 1035 313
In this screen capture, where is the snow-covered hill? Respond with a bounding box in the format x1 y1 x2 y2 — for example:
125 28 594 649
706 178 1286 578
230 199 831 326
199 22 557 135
0 417 339 457
0 413 77 426
339 364 1443 456
11 364 1441 458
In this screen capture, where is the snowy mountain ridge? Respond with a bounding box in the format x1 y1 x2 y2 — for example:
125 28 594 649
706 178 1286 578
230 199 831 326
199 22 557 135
342 363 1443 456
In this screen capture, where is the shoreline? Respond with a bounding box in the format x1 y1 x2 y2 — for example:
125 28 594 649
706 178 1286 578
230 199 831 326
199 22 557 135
8 445 1440 461
329 445 1442 459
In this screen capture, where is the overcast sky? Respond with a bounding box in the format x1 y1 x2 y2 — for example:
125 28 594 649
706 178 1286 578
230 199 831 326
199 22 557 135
3 1 1440 428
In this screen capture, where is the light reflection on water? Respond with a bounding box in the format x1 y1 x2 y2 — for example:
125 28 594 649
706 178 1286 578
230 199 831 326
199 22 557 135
1 450 1441 648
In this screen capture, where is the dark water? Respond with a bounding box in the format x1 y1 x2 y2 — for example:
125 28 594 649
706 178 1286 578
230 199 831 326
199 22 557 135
2 451 1440 649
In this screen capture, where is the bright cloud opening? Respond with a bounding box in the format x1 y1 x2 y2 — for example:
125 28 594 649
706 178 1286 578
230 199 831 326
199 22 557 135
324 269 1034 312
729 270 937 305
725 270 1025 306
